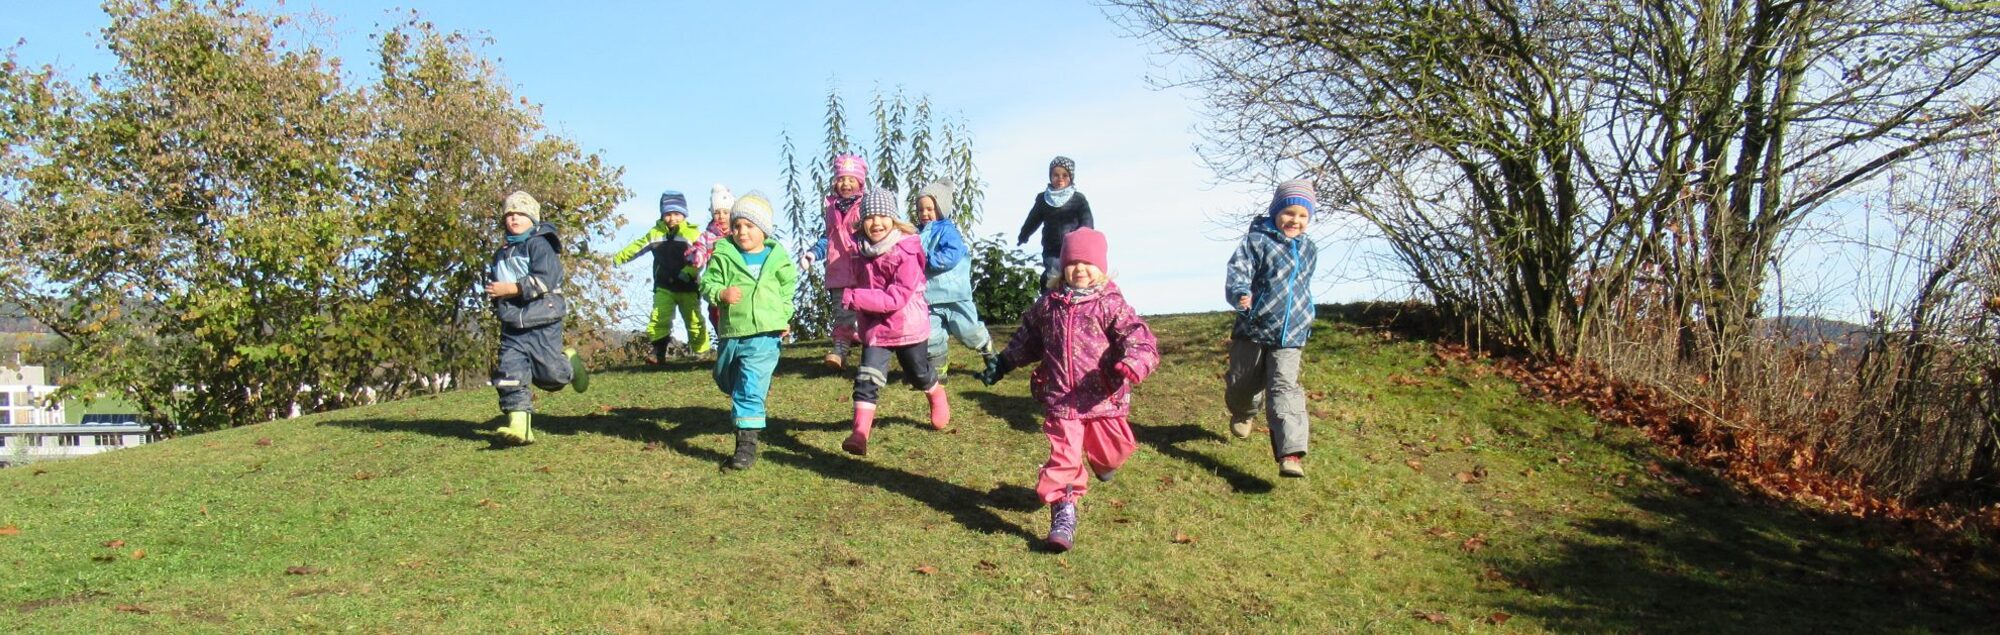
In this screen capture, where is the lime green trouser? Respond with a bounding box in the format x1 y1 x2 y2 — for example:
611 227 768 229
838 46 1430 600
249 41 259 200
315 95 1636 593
649 288 710 353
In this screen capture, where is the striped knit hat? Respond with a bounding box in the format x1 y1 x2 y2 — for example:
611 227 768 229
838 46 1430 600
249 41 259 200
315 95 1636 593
730 191 776 238
659 190 689 217
1269 179 1316 218
860 188 900 220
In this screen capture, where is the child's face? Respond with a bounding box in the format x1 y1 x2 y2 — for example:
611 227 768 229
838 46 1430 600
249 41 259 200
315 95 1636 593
861 215 894 243
1275 204 1310 238
711 209 729 226
917 196 941 223
834 175 863 198
1063 262 1104 289
730 218 765 252
503 212 533 235
662 211 686 227
1049 166 1072 190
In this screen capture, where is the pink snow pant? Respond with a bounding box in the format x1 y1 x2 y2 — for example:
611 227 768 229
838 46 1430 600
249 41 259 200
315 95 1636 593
1037 415 1137 504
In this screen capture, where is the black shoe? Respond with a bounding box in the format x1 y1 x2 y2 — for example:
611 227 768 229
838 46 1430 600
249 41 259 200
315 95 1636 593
726 429 759 470
650 338 670 365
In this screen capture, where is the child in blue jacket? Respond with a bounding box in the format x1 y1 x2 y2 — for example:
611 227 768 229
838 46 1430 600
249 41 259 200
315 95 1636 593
1223 179 1319 477
914 180 995 379
486 191 589 444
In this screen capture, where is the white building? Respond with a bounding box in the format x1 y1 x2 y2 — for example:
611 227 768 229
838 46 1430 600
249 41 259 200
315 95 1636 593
0 365 159 467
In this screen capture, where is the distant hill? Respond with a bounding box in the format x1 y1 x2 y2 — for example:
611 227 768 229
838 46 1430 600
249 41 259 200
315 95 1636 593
1760 315 1872 348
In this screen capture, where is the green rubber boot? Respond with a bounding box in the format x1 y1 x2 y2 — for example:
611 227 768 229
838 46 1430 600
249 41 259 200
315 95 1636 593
566 347 590 394
497 411 530 444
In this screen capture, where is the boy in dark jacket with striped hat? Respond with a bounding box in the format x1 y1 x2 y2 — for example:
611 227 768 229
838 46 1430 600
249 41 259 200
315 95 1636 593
1223 179 1320 478
487 190 590 445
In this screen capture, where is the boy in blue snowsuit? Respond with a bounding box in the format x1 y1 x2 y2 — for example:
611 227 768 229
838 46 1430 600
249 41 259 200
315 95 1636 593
487 191 590 444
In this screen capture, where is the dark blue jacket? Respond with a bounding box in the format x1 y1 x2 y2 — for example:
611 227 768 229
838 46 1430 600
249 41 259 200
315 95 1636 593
488 222 568 330
1018 192 1093 257
1225 218 1318 347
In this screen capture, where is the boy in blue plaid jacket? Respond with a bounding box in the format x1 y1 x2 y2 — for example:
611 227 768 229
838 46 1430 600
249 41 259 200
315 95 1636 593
1223 179 1320 478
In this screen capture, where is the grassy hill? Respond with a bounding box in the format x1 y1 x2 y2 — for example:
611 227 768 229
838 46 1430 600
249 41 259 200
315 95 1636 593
3 309 1993 633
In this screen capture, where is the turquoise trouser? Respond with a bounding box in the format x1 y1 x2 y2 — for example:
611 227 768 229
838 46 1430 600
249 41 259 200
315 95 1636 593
713 333 781 429
649 288 710 353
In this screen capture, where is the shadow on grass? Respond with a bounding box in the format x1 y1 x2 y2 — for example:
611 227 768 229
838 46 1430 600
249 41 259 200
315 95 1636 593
324 415 518 450
959 389 1043 434
1487 465 2000 633
1130 420 1275 495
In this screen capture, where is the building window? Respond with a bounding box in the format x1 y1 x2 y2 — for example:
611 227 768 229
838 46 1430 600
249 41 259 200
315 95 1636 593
94 434 121 447
58 434 81 447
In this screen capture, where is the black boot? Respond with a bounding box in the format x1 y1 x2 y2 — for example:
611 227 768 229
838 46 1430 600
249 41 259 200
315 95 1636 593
651 337 670 365
727 429 759 470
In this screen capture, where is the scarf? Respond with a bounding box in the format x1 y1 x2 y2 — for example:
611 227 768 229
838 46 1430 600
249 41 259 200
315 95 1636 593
505 232 531 245
1042 185 1075 208
859 228 908 258
1061 282 1103 303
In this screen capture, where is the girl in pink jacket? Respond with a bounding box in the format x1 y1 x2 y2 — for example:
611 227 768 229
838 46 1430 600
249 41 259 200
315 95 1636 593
974 227 1159 552
803 154 869 369
840 189 952 456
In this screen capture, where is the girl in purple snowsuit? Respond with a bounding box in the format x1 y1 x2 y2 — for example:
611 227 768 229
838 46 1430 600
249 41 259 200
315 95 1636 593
976 227 1158 552
840 188 953 456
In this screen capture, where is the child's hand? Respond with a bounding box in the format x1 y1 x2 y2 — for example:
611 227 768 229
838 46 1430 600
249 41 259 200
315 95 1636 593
974 356 1013 386
720 287 744 305
798 252 816 271
1236 294 1252 311
486 281 519 298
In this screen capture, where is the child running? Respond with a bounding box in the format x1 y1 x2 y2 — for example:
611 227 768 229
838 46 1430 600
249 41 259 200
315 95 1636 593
614 190 708 364
1016 156 1094 288
804 154 869 369
1223 179 1321 478
976 228 1157 552
486 191 590 445
914 180 995 379
841 188 952 456
700 191 798 470
690 183 737 352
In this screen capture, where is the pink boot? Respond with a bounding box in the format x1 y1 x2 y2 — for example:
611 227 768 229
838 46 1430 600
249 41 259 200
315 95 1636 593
843 402 876 456
926 385 951 431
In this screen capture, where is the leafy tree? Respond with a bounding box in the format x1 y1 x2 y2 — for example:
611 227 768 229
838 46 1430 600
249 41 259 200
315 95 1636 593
0 0 626 430
968 234 1043 327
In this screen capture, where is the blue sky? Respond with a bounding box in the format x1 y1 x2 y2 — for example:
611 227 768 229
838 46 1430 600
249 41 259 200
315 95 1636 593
8 0 1406 333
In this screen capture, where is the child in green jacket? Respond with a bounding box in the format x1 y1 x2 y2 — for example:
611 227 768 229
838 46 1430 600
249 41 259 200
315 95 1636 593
699 191 799 470
615 190 709 363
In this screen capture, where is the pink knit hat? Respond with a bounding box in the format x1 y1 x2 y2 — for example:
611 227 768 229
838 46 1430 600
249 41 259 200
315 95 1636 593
1060 227 1109 271
833 153 869 183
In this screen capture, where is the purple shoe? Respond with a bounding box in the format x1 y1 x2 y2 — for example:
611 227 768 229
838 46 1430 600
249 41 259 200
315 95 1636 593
1046 501 1077 552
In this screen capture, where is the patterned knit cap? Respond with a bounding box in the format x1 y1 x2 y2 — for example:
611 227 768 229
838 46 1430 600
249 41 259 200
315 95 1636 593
1269 179 1316 218
730 191 776 238
709 183 735 213
1049 155 1076 181
833 153 869 183
502 191 541 223
658 190 689 217
860 188 900 220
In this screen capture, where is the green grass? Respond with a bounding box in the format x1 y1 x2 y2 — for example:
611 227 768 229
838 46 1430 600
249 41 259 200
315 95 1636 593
3 309 1993 633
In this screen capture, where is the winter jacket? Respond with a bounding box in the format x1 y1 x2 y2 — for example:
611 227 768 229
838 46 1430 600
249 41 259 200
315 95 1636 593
816 194 866 290
1225 217 1320 347
488 222 568 330
1018 192 1094 257
843 233 930 348
998 282 1160 420
700 239 799 339
613 219 701 292
687 218 730 272
918 217 973 304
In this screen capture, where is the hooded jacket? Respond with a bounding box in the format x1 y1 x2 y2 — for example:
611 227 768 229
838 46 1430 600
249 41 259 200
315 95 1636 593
700 238 799 338
918 217 973 304
488 221 568 330
613 219 702 292
843 233 930 348
818 194 866 290
998 282 1160 420
1225 217 1320 347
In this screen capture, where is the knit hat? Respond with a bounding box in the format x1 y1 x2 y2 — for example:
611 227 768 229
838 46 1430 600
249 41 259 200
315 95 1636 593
1049 156 1076 181
730 191 776 238
709 183 735 213
833 153 869 183
1060 227 1108 272
916 180 956 219
860 188 900 220
502 190 541 223
1269 179 1316 218
659 190 689 217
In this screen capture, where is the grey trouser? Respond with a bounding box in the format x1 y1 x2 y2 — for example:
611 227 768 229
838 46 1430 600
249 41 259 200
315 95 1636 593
1224 338 1309 458
854 343 937 404
493 323 570 413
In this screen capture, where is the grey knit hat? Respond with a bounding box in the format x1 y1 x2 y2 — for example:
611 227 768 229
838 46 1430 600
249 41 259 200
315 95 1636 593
916 180 956 219
1049 156 1075 181
860 188 900 220
730 191 776 238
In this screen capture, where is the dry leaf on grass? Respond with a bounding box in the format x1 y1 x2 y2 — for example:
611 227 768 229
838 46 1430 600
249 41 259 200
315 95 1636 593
104 539 125 548
1172 532 1197 544
255 438 272 446
131 549 146 560
1486 611 1513 625
914 565 937 575
114 604 151 614
285 566 323 575
1461 534 1487 553
1412 610 1449 624
1406 459 1424 473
